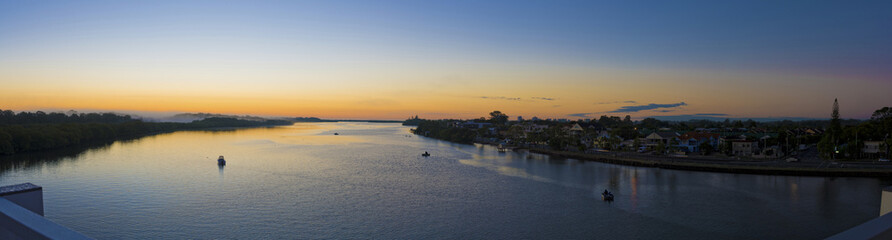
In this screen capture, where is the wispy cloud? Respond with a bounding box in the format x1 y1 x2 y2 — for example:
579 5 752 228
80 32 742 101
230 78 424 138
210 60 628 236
480 96 558 101
596 100 637 105
655 109 675 113
608 102 687 113
568 113 591 118
694 113 728 116
480 96 522 101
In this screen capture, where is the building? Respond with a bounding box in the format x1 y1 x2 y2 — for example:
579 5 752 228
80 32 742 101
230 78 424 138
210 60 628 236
731 140 758 157
645 132 679 147
677 132 721 152
864 141 888 158
568 123 585 135
461 121 492 129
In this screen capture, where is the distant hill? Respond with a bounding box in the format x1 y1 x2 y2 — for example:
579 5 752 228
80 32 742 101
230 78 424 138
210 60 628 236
157 113 277 123
290 117 337 122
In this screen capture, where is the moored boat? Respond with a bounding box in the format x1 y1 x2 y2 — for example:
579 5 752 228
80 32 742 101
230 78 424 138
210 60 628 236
601 190 614 201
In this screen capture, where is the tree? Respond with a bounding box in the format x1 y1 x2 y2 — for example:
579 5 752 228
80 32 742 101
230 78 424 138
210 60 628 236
720 141 731 155
746 119 757 128
830 98 842 139
820 98 843 158
656 140 666 155
698 142 714 155
872 107 892 121
489 111 508 125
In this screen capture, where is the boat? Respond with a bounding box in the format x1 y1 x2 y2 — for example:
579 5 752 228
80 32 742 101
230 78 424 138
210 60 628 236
601 191 614 201
334 133 339 135
497 144 508 152
422 151 430 157
218 156 226 166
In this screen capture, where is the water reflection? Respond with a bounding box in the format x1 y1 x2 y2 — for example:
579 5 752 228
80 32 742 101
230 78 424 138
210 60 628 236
0 139 118 175
0 122 888 239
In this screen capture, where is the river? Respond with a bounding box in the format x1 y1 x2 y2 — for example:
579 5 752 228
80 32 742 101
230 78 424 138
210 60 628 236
0 122 885 239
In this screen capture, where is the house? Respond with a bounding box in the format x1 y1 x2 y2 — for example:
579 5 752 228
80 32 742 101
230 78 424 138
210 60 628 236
645 132 679 147
568 123 585 135
863 141 888 158
519 123 548 133
461 121 492 129
755 145 781 158
731 140 758 157
596 130 610 139
677 132 721 152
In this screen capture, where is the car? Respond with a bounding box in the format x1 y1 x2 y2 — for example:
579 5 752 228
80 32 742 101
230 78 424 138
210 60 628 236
880 158 890 162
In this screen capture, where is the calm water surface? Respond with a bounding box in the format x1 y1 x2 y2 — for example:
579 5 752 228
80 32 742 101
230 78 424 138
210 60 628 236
0 122 886 239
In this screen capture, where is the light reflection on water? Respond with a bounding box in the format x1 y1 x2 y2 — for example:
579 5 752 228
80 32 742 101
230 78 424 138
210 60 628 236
0 122 887 239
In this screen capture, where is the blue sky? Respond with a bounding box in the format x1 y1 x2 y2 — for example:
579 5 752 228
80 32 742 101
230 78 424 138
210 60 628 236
1 0 890 119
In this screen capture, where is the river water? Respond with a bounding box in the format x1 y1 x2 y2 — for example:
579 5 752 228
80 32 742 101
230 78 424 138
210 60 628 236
0 122 886 239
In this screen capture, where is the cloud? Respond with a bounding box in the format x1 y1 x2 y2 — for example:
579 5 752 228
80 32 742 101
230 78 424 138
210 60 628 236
568 113 592 118
480 96 522 101
608 102 687 113
596 100 637 105
655 110 675 113
479 96 557 102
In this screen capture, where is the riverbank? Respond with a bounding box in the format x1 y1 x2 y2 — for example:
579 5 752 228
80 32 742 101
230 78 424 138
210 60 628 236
526 148 892 177
0 117 293 155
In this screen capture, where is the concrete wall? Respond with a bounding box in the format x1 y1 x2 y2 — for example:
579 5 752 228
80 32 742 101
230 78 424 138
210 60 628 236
882 187 892 216
0 183 91 240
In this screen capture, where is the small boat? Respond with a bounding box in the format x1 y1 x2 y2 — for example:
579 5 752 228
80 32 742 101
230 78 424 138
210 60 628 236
218 156 226 166
497 144 510 152
422 151 430 157
601 190 614 201
334 133 339 135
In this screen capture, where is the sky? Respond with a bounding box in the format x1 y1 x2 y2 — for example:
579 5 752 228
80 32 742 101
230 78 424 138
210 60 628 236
1 0 890 120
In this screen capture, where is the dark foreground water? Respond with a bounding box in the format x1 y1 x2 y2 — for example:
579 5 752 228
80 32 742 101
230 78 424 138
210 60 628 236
0 122 886 239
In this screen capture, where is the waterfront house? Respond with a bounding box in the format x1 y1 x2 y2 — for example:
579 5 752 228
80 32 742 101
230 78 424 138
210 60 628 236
863 141 888 158
568 123 585 135
519 122 548 133
462 121 492 129
677 132 721 152
731 140 758 157
646 132 679 147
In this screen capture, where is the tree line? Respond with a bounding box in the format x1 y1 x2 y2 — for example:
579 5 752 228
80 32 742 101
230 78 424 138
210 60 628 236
0 109 292 155
410 119 477 144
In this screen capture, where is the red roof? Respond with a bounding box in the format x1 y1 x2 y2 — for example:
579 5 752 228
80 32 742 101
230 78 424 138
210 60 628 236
679 132 720 141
